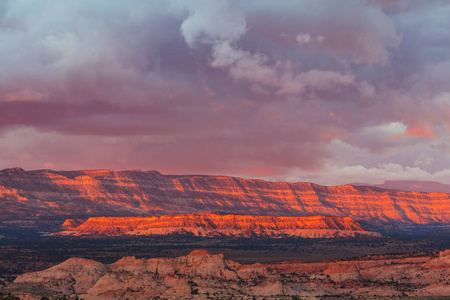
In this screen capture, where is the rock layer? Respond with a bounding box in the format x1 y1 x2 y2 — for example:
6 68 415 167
1 168 450 224
58 212 379 238
11 249 450 299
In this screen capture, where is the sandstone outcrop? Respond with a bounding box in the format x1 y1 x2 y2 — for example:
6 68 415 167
1 168 449 225
58 212 379 238
11 249 450 299
14 257 108 295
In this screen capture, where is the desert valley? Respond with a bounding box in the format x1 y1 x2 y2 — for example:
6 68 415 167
0 168 450 299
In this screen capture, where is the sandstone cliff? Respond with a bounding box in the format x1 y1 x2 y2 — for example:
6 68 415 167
11 249 450 299
58 212 379 238
1 168 450 225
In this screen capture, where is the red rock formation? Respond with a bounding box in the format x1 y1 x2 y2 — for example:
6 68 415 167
1 168 449 225
57 212 378 238
61 218 85 230
11 250 450 299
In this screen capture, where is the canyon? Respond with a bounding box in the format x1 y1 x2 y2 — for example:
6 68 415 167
9 249 450 299
2 168 450 299
58 212 379 238
1 168 450 227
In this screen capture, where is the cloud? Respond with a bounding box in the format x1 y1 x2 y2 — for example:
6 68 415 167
296 33 311 45
278 70 355 96
405 124 435 139
210 42 278 86
175 0 279 87
175 0 246 47
0 0 449 185
296 33 324 45
286 163 450 186
244 0 401 65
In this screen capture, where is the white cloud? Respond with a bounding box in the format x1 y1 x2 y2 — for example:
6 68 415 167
296 33 324 45
363 122 407 137
296 33 311 44
286 163 450 186
278 70 355 95
174 0 246 47
414 152 434 167
175 0 280 87
210 42 278 86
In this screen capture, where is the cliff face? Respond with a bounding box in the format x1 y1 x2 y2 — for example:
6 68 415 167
11 250 450 299
1 168 450 225
58 212 378 238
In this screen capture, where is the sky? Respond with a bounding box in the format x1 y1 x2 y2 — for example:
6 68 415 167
0 0 450 185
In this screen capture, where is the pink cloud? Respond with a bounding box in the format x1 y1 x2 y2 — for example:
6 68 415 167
0 0 449 185
405 124 436 139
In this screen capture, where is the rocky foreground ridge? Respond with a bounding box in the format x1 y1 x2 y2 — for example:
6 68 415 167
58 212 379 238
1 168 450 225
9 249 450 299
